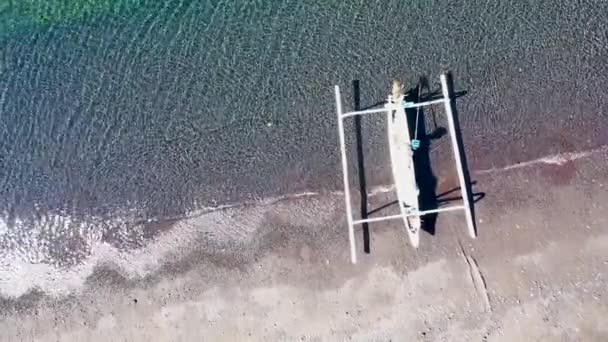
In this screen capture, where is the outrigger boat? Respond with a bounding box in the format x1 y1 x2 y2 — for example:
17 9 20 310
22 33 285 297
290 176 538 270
334 74 476 264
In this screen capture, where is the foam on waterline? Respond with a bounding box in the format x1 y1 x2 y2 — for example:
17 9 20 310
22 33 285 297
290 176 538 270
0 184 396 295
0 201 269 297
475 146 608 174
0 217 7 236
0 192 344 298
0 212 117 265
0 216 183 297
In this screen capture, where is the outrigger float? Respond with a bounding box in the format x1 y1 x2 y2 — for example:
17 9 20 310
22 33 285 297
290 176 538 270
334 74 476 264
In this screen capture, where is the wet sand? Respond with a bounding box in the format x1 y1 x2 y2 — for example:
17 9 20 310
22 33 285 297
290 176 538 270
1 135 607 341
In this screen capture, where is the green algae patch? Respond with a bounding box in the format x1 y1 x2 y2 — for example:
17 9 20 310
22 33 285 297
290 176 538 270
16 0 144 23
0 0 149 39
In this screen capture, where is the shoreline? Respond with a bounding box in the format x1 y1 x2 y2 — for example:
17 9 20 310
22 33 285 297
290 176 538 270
1 145 605 299
1 145 607 340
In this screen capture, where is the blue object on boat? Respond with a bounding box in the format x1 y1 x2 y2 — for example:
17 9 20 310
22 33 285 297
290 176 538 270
411 139 420 150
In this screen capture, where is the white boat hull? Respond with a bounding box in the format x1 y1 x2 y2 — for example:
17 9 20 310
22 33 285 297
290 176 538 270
387 99 421 247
